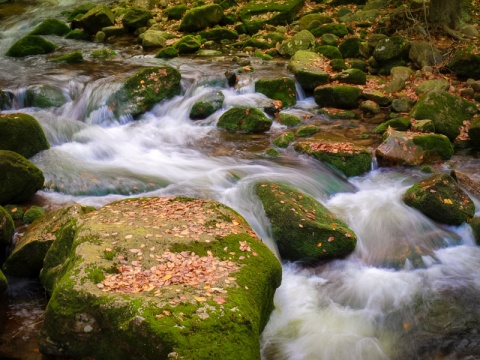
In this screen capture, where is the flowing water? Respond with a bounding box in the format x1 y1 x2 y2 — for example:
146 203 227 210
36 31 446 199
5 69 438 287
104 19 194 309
1 1 480 359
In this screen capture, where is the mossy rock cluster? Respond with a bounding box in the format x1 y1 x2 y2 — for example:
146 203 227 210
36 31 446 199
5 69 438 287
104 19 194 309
175 35 201 54
403 173 475 226
6 35 57 57
255 182 356 262
106 66 181 119
0 113 50 158
217 107 272 133
37 197 281 360
255 77 296 108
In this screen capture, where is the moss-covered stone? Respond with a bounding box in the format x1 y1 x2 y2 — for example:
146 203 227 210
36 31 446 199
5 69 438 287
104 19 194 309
64 29 90 40
275 112 302 127
165 5 189 20
272 132 295 148
155 46 179 59
296 125 319 137
50 51 84 63
375 116 411 134
339 37 362 58
25 84 68 109
179 4 224 32
375 129 453 167
403 173 475 226
190 90 225 120
0 205 14 245
311 23 349 38
0 113 50 158
321 33 339 46
0 152 44 206
244 32 285 49
314 85 363 109
200 28 238 42
288 50 330 92
412 119 435 133
67 3 96 21
255 77 296 107
295 141 372 177
415 79 450 95
30 18 70 36
298 14 334 31
106 66 181 119
330 58 348 71
255 182 356 261
410 89 477 140
0 270 7 294
3 205 25 221
333 68 366 85
446 51 480 80
0 90 14 110
91 49 117 58
372 36 410 63
174 35 201 54
2 204 89 278
277 30 316 57
467 115 480 149
217 107 272 133
122 6 152 30
23 205 46 224
471 217 480 245
6 35 57 57
239 0 305 34
408 42 444 69
38 197 281 360
72 5 115 34
315 45 342 59
363 89 391 106
140 30 167 49
254 50 273 61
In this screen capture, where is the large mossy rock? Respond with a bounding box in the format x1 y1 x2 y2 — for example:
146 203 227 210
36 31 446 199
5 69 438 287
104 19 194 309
0 113 50 158
0 270 7 294
255 182 357 262
165 5 189 20
294 141 372 177
6 35 57 57
25 84 68 109
122 6 152 30
403 173 475 226
0 205 14 245
333 68 366 85
217 107 272 133
140 30 167 49
255 77 296 108
174 35 201 54
468 115 480 149
277 30 316 57
446 51 480 80
375 129 453 167
314 85 363 109
200 28 238 42
72 5 115 34
310 23 349 38
0 150 44 205
29 18 70 36
67 3 96 21
410 89 477 140
288 50 330 92
38 197 281 360
239 0 305 34
179 4 224 32
190 90 225 120
372 36 410 63
244 32 285 49
408 42 443 68
106 66 181 119
2 204 89 278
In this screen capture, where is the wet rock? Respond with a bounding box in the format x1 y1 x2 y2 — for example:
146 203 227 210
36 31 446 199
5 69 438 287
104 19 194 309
155 46 178 59
408 42 443 68
288 50 330 92
189 90 225 120
374 117 411 134
277 30 316 57
179 4 224 32
6 35 57 57
403 173 475 226
467 116 480 149
51 51 84 63
67 3 96 22
333 68 366 85
375 129 453 167
255 182 357 262
0 270 7 294
0 206 14 245
217 107 272 133
72 5 115 34
2 204 90 278
24 84 68 109
64 29 90 40
38 197 281 360
451 170 480 200
410 89 477 140
295 125 319 137
446 51 480 80
310 23 349 37
314 85 363 109
0 113 50 158
0 90 14 110
255 77 296 107
122 6 152 30
272 132 295 148
29 18 70 36
470 217 480 245
106 66 181 119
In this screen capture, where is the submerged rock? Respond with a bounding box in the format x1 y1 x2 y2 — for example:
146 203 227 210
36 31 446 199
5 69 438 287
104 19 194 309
25 84 68 108
403 173 475 226
217 107 272 133
0 113 50 158
190 90 224 120
0 150 44 205
6 35 57 57
255 182 357 262
38 197 281 359
0 205 14 245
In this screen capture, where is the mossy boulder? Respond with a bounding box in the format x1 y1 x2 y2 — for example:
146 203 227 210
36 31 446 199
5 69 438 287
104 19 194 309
321 33 339 46
410 89 477 140
106 66 181 119
38 197 281 359
244 32 285 49
155 46 178 59
373 36 410 63
275 112 302 127
412 119 435 133
298 13 334 31
25 84 68 109
467 115 480 149
6 35 57 57
0 150 44 205
296 125 319 137
4 204 25 221
403 173 475 226
239 0 305 34
363 89 391 106
2 204 90 278
333 68 366 85
288 50 330 92
0 270 7 294
375 129 453 167
139 30 167 49
165 5 189 20
277 30 316 57
217 107 272 133
200 28 238 42
330 58 348 71
0 205 14 245
310 24 349 38
446 51 480 80
339 37 362 58
255 182 356 262
314 85 363 109
64 29 90 40
30 18 70 36
67 3 96 21
51 51 84 63
255 77 296 108
72 5 115 34
179 4 224 32
295 141 372 177
190 90 225 120
174 35 201 54
23 205 46 224
122 6 152 30
415 79 450 96
272 132 295 148
374 117 411 134
0 113 50 158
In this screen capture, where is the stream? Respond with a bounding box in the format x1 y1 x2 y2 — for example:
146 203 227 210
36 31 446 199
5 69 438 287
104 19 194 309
1 0 480 359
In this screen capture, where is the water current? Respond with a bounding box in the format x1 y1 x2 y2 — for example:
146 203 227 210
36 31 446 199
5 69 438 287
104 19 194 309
1 0 480 359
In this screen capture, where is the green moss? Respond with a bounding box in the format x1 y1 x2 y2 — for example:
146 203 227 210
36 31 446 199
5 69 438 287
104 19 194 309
254 50 273 61
311 24 349 37
23 205 45 224
6 35 57 57
64 29 90 40
30 18 70 36
315 45 343 59
3 205 25 221
165 5 189 20
375 117 411 134
314 85 363 109
72 5 115 34
330 58 348 71
179 4 224 32
276 113 302 127
296 125 320 137
155 46 178 59
200 28 238 42
0 270 7 294
91 49 117 58
288 50 330 92
122 6 152 30
339 37 362 58
67 3 96 21
51 51 84 63
412 134 453 160
217 107 272 133
333 68 366 85
272 132 295 148
255 77 296 107
0 206 15 245
86 266 106 284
